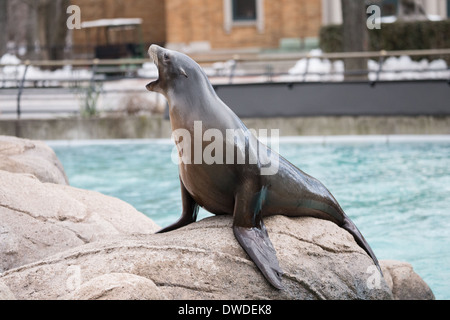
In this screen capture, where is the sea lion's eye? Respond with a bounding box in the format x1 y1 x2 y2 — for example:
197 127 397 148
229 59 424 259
163 53 170 62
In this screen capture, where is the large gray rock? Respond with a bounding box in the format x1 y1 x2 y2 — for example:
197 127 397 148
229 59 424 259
1 215 396 300
380 260 435 300
0 135 68 185
0 170 160 273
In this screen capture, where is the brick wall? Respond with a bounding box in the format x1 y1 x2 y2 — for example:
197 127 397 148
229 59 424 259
165 0 322 50
70 0 322 53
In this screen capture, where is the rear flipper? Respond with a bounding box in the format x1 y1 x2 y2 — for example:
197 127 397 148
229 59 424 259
341 217 383 277
234 223 284 290
233 184 284 290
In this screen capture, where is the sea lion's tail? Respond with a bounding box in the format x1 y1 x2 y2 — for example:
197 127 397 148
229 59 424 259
341 216 383 276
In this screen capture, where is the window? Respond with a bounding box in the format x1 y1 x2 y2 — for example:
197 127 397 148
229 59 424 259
224 0 264 34
232 0 257 21
223 0 264 33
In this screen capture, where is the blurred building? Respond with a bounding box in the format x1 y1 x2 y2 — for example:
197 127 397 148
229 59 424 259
323 0 448 25
2 1 450 60
70 0 166 58
164 0 322 52
67 0 450 58
70 0 324 56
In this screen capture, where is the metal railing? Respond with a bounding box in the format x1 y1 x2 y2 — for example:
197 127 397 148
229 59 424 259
211 48 450 84
1 48 449 119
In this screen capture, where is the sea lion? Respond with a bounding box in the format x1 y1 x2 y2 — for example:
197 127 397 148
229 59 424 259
146 44 381 289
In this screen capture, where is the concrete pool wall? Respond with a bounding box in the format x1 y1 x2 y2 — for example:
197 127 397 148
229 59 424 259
1 114 449 140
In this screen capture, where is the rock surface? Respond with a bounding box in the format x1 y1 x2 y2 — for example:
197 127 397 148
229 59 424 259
0 279 16 300
0 136 435 300
0 135 68 185
68 273 166 300
0 170 160 273
2 215 394 300
380 260 435 300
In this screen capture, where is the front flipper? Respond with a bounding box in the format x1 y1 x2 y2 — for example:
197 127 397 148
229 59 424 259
157 177 199 233
233 185 284 290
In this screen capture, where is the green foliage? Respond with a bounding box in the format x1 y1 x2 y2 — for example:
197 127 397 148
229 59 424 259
83 82 102 117
320 20 450 53
319 24 344 53
74 81 103 117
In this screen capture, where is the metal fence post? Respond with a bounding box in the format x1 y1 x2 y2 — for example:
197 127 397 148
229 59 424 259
229 58 237 84
372 50 387 86
302 54 311 82
375 50 387 82
17 60 30 119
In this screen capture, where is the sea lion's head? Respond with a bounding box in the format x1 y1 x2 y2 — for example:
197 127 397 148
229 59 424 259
145 45 190 96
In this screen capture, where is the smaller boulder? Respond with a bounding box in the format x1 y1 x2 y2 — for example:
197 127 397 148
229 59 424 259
380 260 435 300
0 135 68 185
0 170 160 273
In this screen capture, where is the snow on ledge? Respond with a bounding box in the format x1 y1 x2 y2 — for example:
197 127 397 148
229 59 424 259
81 18 143 29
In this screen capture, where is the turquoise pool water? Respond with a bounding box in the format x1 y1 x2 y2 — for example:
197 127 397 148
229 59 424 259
51 137 450 299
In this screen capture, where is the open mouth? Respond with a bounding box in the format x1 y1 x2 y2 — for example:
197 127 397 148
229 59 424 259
146 46 160 91
149 46 159 68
